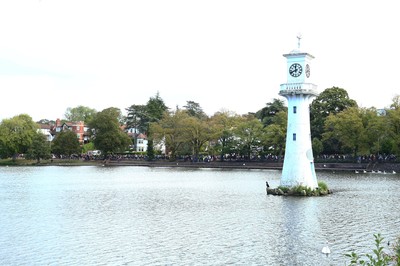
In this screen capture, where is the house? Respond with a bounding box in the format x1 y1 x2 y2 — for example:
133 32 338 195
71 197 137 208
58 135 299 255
125 127 166 154
136 133 148 152
37 123 54 142
54 118 87 144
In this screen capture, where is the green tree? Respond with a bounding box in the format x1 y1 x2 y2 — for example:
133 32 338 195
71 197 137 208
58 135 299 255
183 100 207 119
256 98 287 126
209 111 241 161
312 137 323 157
386 106 400 155
234 116 265 160
145 92 168 160
126 104 147 133
310 87 357 141
25 132 51 163
264 111 287 159
52 130 81 157
64 105 97 123
322 107 367 157
88 107 132 156
0 114 38 161
146 92 169 124
125 104 147 152
362 107 390 155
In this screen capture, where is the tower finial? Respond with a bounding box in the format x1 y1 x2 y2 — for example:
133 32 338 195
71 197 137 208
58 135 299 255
297 33 302 49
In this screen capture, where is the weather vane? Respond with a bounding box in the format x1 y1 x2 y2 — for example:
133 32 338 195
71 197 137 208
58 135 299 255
297 33 302 49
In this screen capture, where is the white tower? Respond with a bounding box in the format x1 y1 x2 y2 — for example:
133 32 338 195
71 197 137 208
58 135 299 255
279 36 318 188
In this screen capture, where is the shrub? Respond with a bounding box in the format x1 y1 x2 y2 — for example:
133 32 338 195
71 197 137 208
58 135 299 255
345 233 399 265
318 181 328 191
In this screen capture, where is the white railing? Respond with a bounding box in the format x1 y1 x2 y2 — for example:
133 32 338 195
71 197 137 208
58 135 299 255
279 83 318 95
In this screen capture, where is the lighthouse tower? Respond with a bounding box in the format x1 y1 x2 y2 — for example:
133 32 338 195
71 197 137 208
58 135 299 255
279 36 318 188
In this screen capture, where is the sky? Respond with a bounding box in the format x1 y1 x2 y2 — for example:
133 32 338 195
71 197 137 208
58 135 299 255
1 0 399 122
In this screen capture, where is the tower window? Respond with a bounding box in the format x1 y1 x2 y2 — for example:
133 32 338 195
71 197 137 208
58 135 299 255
293 106 297 114
293 133 296 141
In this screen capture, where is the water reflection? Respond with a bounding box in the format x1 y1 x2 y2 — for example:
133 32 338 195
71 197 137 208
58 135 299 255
0 166 399 265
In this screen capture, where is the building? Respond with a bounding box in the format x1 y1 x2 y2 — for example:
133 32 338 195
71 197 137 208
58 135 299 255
279 36 319 189
37 123 54 142
54 118 87 144
135 133 148 152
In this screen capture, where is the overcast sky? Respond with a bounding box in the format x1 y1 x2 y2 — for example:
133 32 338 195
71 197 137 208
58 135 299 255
1 0 399 121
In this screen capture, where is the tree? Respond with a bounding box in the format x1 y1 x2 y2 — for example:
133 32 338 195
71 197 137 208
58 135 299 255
362 107 389 155
390 94 400 110
322 107 367 157
312 137 323 157
310 87 357 140
25 132 51 163
209 111 241 161
256 98 287 126
145 92 169 160
52 130 81 157
0 114 38 161
151 110 190 160
234 116 266 160
64 105 97 123
183 116 215 160
125 104 147 134
183 101 207 119
264 111 287 159
386 105 400 155
146 92 169 123
88 107 132 156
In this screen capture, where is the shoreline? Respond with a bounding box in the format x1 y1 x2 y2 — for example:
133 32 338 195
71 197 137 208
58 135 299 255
2 159 400 173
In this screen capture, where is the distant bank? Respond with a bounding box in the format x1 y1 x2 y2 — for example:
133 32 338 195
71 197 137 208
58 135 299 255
3 159 400 173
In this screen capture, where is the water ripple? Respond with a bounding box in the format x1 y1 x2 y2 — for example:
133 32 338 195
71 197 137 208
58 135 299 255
1 167 399 265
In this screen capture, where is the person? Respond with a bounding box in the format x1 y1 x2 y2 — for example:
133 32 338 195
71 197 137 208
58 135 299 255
266 181 270 188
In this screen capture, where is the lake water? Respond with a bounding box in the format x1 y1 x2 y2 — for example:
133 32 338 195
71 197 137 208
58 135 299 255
1 166 399 265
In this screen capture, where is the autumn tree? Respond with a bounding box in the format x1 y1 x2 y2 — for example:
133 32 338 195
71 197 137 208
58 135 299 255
183 116 215 160
150 110 190 160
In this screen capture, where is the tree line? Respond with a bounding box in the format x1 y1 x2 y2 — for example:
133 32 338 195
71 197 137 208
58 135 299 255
1 87 399 163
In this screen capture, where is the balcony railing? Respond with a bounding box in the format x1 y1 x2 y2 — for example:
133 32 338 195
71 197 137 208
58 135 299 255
279 83 318 96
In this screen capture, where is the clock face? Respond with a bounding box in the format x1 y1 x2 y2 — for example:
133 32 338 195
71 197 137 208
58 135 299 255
305 64 310 78
289 63 302 77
